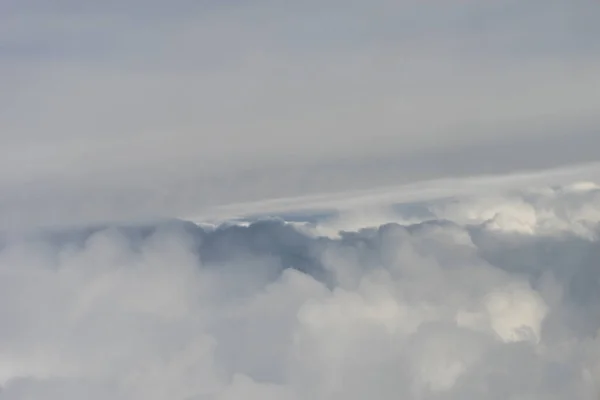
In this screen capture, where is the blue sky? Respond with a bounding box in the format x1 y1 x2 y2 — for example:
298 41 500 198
1 0 600 228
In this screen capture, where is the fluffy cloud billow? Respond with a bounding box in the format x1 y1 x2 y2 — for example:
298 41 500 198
1 183 600 399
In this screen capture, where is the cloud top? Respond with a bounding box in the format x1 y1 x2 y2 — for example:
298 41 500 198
1 181 600 399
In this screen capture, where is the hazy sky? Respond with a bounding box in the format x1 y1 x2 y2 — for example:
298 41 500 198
2 0 600 227
4 4 600 398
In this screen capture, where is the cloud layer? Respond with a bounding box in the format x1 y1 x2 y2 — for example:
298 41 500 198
1 181 600 399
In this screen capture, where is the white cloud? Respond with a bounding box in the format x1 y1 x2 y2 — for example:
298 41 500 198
1 181 600 398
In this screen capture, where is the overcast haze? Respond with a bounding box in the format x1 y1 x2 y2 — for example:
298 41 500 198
2 0 600 227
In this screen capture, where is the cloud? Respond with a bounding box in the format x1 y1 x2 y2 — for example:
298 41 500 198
3 4 600 397
1 181 600 398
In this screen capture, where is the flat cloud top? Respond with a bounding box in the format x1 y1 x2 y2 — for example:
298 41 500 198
1 180 600 399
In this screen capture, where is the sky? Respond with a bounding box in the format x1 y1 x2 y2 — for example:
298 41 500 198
1 0 600 228
4 2 600 399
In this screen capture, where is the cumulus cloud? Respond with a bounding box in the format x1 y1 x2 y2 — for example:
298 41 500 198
1 182 600 399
